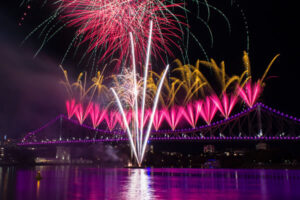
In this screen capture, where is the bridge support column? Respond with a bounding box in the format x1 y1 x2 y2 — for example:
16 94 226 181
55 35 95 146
56 147 71 163
59 116 63 140
257 104 263 136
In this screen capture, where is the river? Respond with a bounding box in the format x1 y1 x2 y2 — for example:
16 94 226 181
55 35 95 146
1 166 300 200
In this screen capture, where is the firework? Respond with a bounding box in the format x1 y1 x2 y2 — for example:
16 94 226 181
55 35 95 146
147 70 184 107
23 0 239 72
89 103 107 129
211 93 238 119
111 68 145 109
111 21 169 166
241 51 280 86
196 97 218 125
60 65 108 102
152 109 167 130
66 99 77 119
238 80 262 108
63 52 280 131
182 103 196 128
104 110 121 131
57 0 184 70
164 106 184 130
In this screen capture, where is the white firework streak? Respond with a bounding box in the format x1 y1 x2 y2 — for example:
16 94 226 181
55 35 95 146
111 89 139 163
140 20 153 159
140 64 169 163
129 31 140 159
111 21 169 166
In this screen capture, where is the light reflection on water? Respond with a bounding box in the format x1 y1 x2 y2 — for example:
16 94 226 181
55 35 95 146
122 169 155 200
0 166 300 200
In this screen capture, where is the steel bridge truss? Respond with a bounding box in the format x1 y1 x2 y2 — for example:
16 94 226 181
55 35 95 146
19 103 300 146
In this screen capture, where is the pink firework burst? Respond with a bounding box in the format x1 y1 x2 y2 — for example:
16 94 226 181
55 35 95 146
74 102 93 124
104 110 120 131
60 0 185 70
196 97 218 125
89 104 107 128
238 80 262 108
210 93 238 119
164 106 184 130
66 99 77 119
182 103 196 128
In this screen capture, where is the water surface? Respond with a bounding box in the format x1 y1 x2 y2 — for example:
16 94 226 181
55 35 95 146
1 166 300 200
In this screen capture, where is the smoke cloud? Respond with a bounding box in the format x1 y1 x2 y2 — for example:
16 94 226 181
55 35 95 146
0 15 67 139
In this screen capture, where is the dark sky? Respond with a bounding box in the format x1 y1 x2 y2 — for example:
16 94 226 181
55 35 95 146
0 0 299 138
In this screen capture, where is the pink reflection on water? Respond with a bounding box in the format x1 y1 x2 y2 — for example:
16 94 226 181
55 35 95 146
7 167 300 200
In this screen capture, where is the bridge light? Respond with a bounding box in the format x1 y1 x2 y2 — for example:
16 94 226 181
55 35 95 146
257 130 263 137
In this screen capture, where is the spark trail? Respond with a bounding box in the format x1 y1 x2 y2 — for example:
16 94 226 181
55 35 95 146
111 21 169 166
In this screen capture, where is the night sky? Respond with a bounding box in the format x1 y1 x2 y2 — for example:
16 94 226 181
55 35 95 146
0 0 298 138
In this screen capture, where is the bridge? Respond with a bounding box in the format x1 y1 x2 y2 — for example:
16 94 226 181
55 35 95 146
17 102 300 147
